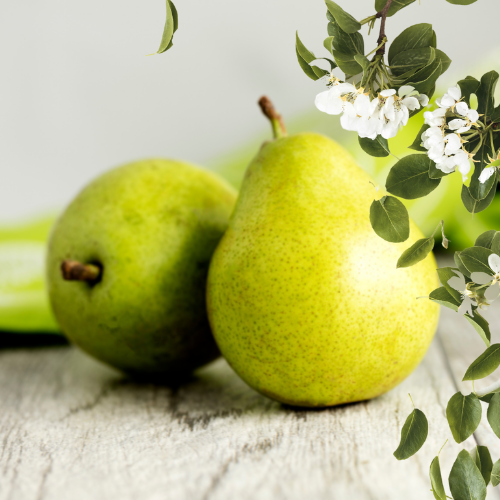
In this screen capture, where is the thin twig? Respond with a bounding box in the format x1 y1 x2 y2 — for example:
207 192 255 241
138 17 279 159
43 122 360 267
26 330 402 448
375 0 394 56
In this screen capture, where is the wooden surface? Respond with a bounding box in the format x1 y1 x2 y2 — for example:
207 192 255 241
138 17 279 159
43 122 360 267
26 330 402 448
1 307 500 500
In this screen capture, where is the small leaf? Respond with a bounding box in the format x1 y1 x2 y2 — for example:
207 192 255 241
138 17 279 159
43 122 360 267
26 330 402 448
477 71 499 121
323 36 334 54
429 286 461 312
446 0 478 5
475 230 500 249
358 136 390 157
491 104 500 124
397 237 434 269
386 154 441 199
470 446 493 486
487 393 500 439
324 0 361 33
458 76 480 106
407 59 442 94
393 408 428 460
370 196 410 243
430 456 447 500
492 459 500 487
469 154 498 201
435 49 452 75
375 0 417 17
455 252 471 278
329 19 364 56
436 268 462 302
296 31 316 63
408 124 429 152
388 23 434 66
156 0 178 54
463 344 500 381
459 247 494 274
449 449 486 500
390 46 435 77
464 310 491 348
332 50 362 76
446 392 482 443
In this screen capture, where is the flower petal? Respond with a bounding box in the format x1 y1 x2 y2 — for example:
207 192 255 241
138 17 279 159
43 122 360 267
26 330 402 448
489 254 500 274
448 86 461 101
380 89 396 97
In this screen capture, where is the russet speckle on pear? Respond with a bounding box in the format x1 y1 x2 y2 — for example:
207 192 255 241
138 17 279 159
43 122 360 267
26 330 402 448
47 159 236 378
207 132 439 407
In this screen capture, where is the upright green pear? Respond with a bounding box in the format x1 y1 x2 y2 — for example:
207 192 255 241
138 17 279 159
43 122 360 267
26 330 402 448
47 159 236 378
207 98 439 407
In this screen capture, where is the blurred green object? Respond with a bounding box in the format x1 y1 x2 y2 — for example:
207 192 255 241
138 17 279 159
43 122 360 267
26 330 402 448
0 215 61 334
212 102 500 252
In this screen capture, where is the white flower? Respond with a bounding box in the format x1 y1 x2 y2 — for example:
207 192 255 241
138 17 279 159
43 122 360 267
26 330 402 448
455 101 469 117
468 109 479 123
448 271 477 316
479 166 497 184
424 108 447 127
417 94 429 107
314 83 357 115
436 86 461 108
444 133 462 155
448 118 470 134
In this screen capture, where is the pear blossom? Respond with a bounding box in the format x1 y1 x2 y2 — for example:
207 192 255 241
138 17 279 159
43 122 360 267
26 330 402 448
436 86 462 109
469 254 500 304
314 83 357 115
479 166 497 184
447 271 477 316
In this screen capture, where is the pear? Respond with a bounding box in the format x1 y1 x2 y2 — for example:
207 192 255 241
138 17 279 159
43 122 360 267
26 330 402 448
206 98 439 407
47 159 236 378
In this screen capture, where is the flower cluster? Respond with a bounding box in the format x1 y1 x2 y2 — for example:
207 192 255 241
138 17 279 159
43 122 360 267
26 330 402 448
315 77 428 140
421 86 479 182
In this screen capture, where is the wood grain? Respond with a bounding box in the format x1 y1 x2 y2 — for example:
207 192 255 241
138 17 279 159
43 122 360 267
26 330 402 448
0 310 498 500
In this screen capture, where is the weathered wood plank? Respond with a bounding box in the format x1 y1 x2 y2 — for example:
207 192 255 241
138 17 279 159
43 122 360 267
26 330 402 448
0 329 479 500
438 305 500 498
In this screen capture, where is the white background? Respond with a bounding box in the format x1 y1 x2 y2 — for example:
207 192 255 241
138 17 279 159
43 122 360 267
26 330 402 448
1 0 499 222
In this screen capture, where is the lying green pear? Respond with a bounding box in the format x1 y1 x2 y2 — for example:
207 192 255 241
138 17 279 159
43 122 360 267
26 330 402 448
206 97 439 407
47 159 236 378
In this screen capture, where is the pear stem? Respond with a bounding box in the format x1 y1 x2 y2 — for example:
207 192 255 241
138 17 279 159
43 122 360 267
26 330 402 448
258 96 287 139
61 260 102 284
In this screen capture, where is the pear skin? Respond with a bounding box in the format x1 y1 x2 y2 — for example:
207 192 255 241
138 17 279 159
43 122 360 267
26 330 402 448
47 159 236 378
207 133 439 407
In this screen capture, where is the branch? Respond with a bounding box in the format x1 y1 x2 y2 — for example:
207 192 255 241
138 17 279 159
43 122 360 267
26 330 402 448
375 0 394 56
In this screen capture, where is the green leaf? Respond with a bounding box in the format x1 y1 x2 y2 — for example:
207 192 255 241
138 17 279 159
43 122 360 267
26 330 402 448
393 408 428 460
470 446 493 487
449 449 487 500
296 31 316 63
487 393 500 439
491 104 500 123
332 51 362 76
388 23 434 66
397 237 434 269
459 246 494 275
469 150 498 201
358 136 390 157
323 36 334 55
375 0 417 17
458 76 480 106
446 0 478 4
390 47 435 77
329 19 364 56
461 176 497 215
436 268 462 302
409 124 429 152
477 71 499 121
296 50 323 81
455 252 471 278
429 286 461 312
447 392 482 443
430 456 447 500
464 310 491 348
324 0 361 33
475 230 500 249
156 0 178 54
386 154 441 199
407 59 442 94
435 49 452 75
491 459 500 487
463 344 500 381
370 196 410 243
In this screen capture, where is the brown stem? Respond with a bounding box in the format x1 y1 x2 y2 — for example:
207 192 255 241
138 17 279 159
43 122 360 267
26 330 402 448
61 260 102 284
258 96 287 139
375 0 394 55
